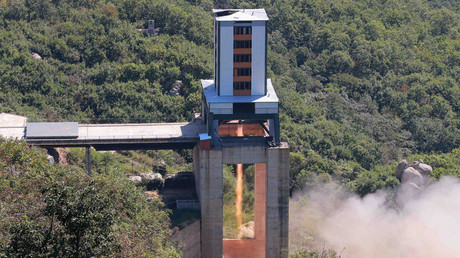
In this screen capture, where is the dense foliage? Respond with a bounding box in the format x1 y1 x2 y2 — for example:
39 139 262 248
0 0 213 122
0 138 180 257
0 0 459 196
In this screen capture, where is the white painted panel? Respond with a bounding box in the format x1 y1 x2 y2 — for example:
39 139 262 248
210 103 233 109
219 22 234 96
0 127 25 139
251 21 266 96
255 108 278 114
221 108 233 114
210 108 233 114
255 108 268 114
255 102 278 109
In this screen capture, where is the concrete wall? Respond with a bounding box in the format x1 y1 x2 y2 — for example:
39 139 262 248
251 21 266 96
209 103 233 115
222 145 267 164
194 143 289 258
266 143 290 258
0 127 25 139
170 220 201 258
193 146 223 258
219 22 234 96
255 102 278 114
254 163 267 244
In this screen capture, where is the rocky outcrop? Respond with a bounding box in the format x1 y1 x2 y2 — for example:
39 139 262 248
47 155 55 164
395 159 408 181
169 80 183 96
128 176 142 183
31 52 42 60
395 159 433 189
129 172 163 190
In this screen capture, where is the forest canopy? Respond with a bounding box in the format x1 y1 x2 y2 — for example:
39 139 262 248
0 138 180 257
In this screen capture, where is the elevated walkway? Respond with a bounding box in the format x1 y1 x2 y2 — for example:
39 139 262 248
0 113 206 150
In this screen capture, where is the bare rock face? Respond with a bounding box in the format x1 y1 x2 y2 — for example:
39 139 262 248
47 155 55 164
395 159 408 180
396 159 433 189
31 52 42 60
139 173 163 190
169 80 183 96
412 163 432 177
401 167 423 186
129 176 142 183
140 172 162 181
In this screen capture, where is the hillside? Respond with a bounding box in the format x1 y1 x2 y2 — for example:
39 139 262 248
0 138 180 257
1 0 459 194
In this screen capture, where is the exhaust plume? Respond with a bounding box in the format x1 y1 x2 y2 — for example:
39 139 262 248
290 176 460 257
235 123 244 239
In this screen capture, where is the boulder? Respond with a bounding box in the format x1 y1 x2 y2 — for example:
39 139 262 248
140 173 163 190
140 173 162 181
47 155 55 164
169 80 183 96
395 159 408 180
413 163 432 177
129 176 142 183
31 52 42 60
401 167 423 186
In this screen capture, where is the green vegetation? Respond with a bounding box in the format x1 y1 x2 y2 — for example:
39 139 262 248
291 249 339 258
0 138 180 257
66 148 192 175
0 0 213 123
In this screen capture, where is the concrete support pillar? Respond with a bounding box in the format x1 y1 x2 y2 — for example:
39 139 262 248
193 146 201 201
269 119 275 139
85 146 92 176
194 143 289 258
211 119 220 146
194 145 223 258
254 163 267 256
266 143 289 258
273 114 280 146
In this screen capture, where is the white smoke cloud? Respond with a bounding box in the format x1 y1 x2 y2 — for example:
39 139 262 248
290 177 460 257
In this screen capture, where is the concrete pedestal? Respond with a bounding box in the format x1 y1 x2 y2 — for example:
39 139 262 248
193 143 289 258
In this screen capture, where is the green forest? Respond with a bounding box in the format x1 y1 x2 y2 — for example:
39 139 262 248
0 139 181 257
1 0 459 256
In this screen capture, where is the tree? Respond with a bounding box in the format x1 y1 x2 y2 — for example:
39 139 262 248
0 139 180 257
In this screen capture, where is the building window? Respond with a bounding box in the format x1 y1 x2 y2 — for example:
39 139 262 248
234 26 252 35
234 40 252 48
234 68 251 76
233 81 251 90
234 54 251 62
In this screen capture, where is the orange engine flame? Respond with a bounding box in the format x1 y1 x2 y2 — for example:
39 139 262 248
236 123 244 239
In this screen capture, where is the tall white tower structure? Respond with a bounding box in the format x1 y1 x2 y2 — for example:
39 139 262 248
201 9 280 145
